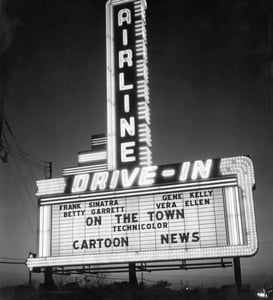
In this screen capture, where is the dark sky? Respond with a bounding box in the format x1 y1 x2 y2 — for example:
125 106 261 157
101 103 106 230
1 0 273 288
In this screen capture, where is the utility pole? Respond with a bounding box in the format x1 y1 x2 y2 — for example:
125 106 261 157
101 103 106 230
43 162 56 290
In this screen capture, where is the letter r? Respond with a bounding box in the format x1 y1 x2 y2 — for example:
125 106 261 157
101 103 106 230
119 50 133 68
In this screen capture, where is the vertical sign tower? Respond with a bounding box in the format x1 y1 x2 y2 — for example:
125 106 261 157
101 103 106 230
106 0 151 171
106 0 150 283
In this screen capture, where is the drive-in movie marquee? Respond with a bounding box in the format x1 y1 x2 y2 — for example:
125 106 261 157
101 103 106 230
27 0 258 271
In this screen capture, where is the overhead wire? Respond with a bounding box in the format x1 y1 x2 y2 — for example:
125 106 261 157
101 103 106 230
1 119 52 214
4 119 51 179
4 120 48 165
3 119 51 179
4 122 38 182
1 141 47 170
7 153 36 237
0 261 26 265
3 135 37 212
1 134 48 165
0 117 53 262
0 257 26 261
0 257 26 265
259 240 273 244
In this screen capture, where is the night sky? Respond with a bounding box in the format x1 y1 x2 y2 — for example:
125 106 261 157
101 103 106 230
1 0 273 288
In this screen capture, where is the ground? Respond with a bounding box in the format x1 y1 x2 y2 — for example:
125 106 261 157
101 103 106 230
0 283 261 300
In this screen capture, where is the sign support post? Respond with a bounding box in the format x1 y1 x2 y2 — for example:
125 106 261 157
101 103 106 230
28 269 32 288
129 262 138 287
233 257 242 291
43 268 56 290
42 162 56 290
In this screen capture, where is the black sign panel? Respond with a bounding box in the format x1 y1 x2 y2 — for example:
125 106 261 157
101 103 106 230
113 2 139 169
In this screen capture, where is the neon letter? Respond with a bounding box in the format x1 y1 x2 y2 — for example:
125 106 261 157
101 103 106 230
110 170 120 189
90 172 109 191
191 159 213 180
119 73 133 90
179 162 191 181
138 166 158 186
71 174 89 193
122 29 128 46
121 141 136 162
118 9 131 26
123 94 130 112
120 117 135 137
119 50 133 68
121 168 140 187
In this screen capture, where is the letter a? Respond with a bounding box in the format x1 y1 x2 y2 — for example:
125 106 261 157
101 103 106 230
118 9 131 26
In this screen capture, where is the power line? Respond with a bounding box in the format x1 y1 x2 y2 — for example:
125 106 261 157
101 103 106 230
3 133 38 183
0 257 26 265
2 119 51 178
1 137 47 166
4 119 47 164
8 160 36 237
7 146 37 213
0 261 25 265
1 142 47 169
0 257 26 261
259 240 273 244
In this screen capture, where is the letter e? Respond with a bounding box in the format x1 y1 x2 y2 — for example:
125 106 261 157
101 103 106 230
121 142 136 162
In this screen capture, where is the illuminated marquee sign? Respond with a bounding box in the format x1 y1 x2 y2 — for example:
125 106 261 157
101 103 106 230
51 187 237 256
38 159 214 195
26 0 258 271
27 156 257 269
